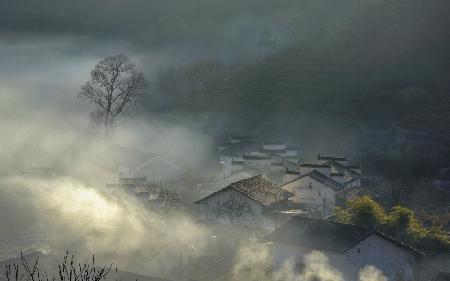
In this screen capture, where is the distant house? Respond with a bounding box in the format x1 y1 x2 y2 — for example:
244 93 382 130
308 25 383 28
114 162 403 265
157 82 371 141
97 145 182 184
218 135 300 184
317 155 349 166
194 175 292 230
265 216 424 281
278 154 363 217
316 155 362 188
280 170 344 217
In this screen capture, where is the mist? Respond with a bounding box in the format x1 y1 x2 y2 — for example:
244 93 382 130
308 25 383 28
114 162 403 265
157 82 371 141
1 0 450 280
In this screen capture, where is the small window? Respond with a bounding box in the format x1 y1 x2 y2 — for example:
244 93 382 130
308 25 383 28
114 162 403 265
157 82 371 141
357 248 360 254
318 190 321 197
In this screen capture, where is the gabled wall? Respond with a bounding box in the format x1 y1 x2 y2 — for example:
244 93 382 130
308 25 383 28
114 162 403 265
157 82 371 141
281 176 336 217
197 189 268 229
272 235 417 281
346 234 416 281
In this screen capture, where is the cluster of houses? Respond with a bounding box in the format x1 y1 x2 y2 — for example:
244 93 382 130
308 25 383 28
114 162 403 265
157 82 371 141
99 145 183 209
5 140 448 281
218 135 300 185
218 135 362 218
188 136 429 281
89 140 446 281
194 174 423 281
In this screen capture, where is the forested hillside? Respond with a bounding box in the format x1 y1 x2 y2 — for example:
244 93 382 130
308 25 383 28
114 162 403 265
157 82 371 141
149 0 450 139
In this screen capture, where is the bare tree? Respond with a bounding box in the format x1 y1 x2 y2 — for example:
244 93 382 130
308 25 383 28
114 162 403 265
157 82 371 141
156 66 185 96
79 54 147 139
216 196 254 224
159 188 179 216
184 58 226 92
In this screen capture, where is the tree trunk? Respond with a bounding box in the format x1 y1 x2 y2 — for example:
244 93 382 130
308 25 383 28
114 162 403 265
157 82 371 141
104 111 110 141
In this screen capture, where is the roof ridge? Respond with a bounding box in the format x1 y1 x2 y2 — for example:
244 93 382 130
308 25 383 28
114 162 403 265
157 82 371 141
293 215 374 231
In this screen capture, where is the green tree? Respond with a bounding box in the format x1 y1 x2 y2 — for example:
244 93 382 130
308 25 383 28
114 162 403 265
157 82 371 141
336 196 385 227
336 196 450 254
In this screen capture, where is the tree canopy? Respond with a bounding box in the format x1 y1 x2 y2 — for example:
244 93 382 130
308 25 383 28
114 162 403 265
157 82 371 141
79 54 146 139
335 196 450 254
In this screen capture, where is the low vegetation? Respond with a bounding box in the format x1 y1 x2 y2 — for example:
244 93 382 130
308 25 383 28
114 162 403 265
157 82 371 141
335 196 450 254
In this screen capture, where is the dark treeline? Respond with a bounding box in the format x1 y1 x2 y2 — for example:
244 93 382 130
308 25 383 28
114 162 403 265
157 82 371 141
137 0 450 210
145 0 450 137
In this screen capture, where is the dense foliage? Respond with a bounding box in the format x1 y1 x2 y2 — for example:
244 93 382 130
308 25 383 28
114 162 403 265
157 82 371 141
335 196 450 254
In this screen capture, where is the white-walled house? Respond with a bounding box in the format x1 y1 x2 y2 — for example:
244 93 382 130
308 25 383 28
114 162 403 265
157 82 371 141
280 170 344 218
218 136 300 181
317 155 349 166
194 175 292 230
98 145 182 184
318 156 363 188
298 163 332 177
265 216 424 281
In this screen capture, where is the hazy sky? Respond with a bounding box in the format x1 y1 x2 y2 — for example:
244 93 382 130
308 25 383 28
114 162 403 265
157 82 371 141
0 0 402 119
0 0 287 117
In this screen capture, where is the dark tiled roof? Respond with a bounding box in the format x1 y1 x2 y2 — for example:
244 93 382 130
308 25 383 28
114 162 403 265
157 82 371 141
299 163 331 168
281 170 343 191
264 216 424 257
220 141 258 157
285 168 300 175
231 160 244 166
259 147 287 153
327 160 361 177
243 154 272 160
345 176 361 185
231 135 254 141
317 155 348 162
286 145 300 150
431 271 450 281
305 170 343 191
263 140 285 146
194 175 290 207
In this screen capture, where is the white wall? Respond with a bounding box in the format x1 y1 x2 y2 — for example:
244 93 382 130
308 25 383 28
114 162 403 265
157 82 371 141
231 163 244 174
345 178 361 189
346 234 416 281
244 158 272 170
134 157 182 183
331 175 346 184
220 155 244 177
272 243 356 279
299 166 331 177
273 236 417 281
262 143 286 151
284 173 300 184
118 166 134 178
198 189 267 228
281 176 336 217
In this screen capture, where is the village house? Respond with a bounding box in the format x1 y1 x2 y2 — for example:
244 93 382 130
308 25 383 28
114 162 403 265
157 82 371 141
219 135 300 184
280 170 344 218
265 216 424 281
278 155 363 217
316 155 362 188
97 145 182 184
194 175 292 230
